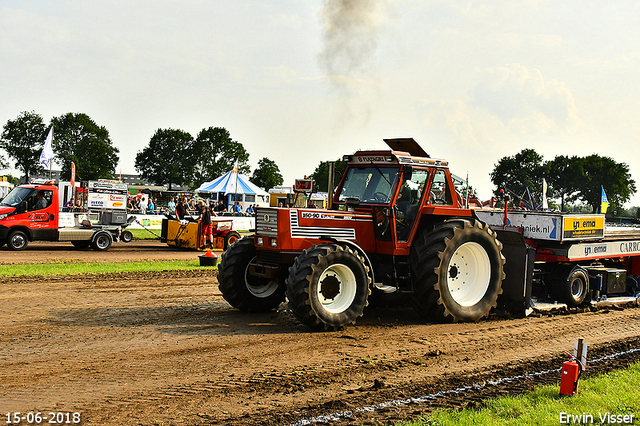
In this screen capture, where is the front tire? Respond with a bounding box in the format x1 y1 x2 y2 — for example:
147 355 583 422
410 219 505 322
7 230 28 251
218 237 285 312
286 244 371 330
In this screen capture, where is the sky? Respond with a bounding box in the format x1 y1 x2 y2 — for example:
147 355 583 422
1 0 639 207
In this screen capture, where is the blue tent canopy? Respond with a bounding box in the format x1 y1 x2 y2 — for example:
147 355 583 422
195 170 268 196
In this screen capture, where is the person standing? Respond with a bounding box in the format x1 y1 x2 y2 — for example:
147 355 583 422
175 197 188 220
167 197 176 215
197 201 214 249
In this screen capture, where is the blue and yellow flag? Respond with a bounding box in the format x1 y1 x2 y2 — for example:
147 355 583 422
601 186 608 214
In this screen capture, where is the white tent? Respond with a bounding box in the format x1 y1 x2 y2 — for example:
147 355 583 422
196 170 269 210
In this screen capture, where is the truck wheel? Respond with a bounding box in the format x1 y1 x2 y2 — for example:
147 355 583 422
549 265 589 308
286 244 371 330
218 237 285 312
121 230 133 243
410 219 505 322
224 231 240 250
7 230 28 251
71 241 91 249
91 232 113 251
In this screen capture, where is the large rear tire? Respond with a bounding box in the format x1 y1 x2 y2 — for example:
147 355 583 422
286 244 371 330
410 219 505 322
218 237 285 312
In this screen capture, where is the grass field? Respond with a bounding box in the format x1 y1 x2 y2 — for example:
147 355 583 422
398 362 640 426
129 228 161 239
0 260 212 277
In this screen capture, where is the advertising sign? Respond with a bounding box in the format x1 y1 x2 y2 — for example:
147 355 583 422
87 193 127 210
562 216 605 240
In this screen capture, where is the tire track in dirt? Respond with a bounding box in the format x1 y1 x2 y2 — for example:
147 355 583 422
1 271 639 425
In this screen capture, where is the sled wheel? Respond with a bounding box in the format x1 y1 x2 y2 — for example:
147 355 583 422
224 231 240 250
218 237 285 312
121 230 133 243
7 230 28 251
286 244 371 330
91 232 113 251
549 265 589 308
410 219 505 322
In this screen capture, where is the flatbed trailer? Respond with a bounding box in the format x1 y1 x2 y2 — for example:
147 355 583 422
474 209 640 312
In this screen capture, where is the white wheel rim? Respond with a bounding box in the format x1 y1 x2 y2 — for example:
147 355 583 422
447 241 491 307
317 263 357 314
244 258 279 298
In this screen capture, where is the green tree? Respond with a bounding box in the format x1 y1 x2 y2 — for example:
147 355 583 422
573 154 636 213
190 127 250 189
309 159 347 193
0 111 46 182
50 113 119 181
490 149 546 208
544 155 582 211
250 157 283 189
135 128 193 190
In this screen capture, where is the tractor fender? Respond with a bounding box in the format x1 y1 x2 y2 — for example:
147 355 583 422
317 237 375 285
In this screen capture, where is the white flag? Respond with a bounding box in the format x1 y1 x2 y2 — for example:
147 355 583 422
40 127 54 167
226 159 238 194
542 178 548 210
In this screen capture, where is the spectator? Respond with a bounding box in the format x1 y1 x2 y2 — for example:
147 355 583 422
233 201 241 213
215 201 225 213
167 197 176 215
148 198 155 213
64 198 75 212
175 197 188 220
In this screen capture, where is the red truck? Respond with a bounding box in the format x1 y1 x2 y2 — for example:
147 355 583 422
0 182 129 251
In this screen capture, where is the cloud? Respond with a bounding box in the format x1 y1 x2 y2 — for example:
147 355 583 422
470 64 581 134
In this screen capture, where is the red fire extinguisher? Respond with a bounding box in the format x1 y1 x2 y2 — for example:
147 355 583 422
560 351 584 396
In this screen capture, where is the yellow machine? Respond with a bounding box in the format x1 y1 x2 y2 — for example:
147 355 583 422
161 218 241 250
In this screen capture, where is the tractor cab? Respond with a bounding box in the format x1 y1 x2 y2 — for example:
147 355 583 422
333 138 461 249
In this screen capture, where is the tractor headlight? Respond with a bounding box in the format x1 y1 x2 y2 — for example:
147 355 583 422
270 238 278 248
256 236 264 246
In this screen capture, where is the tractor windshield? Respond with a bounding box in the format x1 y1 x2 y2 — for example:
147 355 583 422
338 166 400 204
0 187 33 208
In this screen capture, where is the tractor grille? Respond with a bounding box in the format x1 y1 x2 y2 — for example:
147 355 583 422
256 249 281 266
255 208 278 237
290 209 356 239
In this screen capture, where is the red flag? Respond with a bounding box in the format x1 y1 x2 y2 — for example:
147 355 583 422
70 162 76 188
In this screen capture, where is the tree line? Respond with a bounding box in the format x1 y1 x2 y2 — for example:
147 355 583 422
490 148 636 214
0 111 284 190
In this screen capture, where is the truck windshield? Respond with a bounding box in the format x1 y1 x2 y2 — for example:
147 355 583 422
0 187 33 208
338 166 400 204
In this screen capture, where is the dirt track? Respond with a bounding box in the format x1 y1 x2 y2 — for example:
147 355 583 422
1 241 640 425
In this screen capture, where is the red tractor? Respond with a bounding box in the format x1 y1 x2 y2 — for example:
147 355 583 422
218 138 513 330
